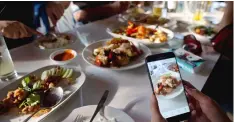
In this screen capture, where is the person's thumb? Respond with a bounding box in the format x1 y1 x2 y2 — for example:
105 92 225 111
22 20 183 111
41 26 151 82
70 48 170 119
150 94 166 122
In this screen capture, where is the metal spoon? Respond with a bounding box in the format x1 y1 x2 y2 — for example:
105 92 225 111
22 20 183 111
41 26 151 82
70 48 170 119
22 87 64 122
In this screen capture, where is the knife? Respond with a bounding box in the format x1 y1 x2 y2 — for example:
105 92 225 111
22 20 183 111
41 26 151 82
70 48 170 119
90 90 109 122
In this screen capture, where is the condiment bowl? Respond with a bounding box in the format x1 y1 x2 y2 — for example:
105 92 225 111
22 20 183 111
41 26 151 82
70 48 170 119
50 49 77 65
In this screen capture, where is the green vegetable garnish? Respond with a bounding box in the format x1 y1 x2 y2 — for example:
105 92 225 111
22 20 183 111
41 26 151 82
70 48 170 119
19 93 40 108
32 81 41 90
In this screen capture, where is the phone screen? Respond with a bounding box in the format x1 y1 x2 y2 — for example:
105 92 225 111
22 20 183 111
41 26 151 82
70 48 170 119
146 57 190 119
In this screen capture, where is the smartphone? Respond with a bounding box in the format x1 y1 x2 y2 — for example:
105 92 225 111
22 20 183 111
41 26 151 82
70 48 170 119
145 52 190 121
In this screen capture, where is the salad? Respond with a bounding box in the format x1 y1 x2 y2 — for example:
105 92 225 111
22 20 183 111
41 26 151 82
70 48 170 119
93 38 143 67
155 75 181 96
0 66 73 115
113 21 168 43
194 25 216 36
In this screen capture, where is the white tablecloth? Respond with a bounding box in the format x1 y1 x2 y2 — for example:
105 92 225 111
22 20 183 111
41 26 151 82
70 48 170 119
0 14 220 122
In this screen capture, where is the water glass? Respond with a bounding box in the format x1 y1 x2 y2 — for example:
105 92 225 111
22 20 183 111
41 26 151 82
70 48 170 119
0 35 17 81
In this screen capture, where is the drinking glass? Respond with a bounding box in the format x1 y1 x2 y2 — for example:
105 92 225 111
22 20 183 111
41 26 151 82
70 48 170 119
152 1 165 17
0 35 17 81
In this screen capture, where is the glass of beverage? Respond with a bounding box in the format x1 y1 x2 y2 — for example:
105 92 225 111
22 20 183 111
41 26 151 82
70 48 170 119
152 1 164 17
0 35 17 81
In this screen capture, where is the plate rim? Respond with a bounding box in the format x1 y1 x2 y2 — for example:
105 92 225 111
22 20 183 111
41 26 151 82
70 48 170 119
64 105 135 122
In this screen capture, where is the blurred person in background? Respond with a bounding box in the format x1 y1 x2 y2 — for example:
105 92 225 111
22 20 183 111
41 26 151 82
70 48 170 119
72 1 129 26
0 2 69 49
202 1 233 119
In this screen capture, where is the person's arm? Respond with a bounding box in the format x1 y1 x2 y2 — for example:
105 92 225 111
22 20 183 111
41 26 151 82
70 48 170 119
215 1 233 32
73 2 129 22
0 21 42 39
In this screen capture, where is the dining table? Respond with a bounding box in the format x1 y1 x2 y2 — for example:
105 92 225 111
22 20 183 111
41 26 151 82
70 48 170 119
0 13 221 122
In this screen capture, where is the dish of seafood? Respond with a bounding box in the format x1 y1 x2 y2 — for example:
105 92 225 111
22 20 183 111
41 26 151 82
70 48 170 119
107 22 174 47
113 21 168 43
93 38 143 68
82 38 151 70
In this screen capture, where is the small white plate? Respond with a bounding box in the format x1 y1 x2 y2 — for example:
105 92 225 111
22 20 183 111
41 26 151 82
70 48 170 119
62 105 134 122
82 39 151 71
34 31 77 50
152 71 184 99
107 25 174 48
188 25 215 44
50 49 77 65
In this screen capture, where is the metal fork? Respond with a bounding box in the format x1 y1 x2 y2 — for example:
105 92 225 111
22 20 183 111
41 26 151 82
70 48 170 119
74 115 85 122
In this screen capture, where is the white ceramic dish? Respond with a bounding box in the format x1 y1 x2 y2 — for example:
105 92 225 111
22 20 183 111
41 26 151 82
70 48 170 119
188 25 215 44
34 31 77 50
106 25 174 48
50 49 77 65
62 105 135 122
82 39 151 71
152 71 183 99
0 65 86 122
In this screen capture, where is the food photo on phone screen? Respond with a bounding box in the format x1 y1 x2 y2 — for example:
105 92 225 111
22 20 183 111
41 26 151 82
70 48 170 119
147 57 190 119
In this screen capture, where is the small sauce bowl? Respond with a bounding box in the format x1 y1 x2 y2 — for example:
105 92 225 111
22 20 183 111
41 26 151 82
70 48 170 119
50 49 77 65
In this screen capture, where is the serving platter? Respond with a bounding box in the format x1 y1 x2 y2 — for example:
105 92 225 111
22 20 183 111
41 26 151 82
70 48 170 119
0 65 86 122
82 39 151 71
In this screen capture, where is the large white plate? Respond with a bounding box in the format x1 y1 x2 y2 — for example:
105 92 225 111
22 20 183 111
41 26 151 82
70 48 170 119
106 25 174 48
82 39 151 71
0 65 86 122
188 25 215 44
152 71 183 99
34 31 77 50
62 105 134 122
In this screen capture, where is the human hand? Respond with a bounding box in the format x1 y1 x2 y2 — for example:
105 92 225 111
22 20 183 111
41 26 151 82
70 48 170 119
46 2 65 26
0 21 43 39
184 81 231 122
150 94 167 122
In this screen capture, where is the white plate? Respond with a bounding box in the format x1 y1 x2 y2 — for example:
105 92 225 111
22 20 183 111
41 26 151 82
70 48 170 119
0 65 86 122
107 25 174 48
188 25 215 44
62 105 134 122
152 71 183 99
34 31 77 50
82 39 151 71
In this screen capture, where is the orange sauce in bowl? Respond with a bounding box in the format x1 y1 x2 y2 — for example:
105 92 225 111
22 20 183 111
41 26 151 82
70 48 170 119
53 50 75 61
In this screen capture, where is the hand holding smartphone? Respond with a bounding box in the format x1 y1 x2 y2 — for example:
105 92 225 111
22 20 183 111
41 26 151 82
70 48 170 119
145 52 190 121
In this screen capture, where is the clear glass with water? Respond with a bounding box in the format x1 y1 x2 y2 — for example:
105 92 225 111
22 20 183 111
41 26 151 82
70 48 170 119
0 36 17 81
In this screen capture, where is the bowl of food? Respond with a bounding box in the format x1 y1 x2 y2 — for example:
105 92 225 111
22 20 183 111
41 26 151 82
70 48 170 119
82 38 151 70
153 72 183 99
50 49 77 65
107 21 174 48
188 25 216 44
35 33 76 50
